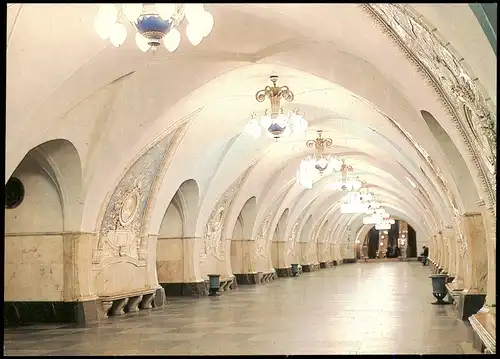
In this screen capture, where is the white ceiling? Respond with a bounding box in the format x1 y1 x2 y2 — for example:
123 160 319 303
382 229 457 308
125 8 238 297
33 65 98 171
6 4 495 242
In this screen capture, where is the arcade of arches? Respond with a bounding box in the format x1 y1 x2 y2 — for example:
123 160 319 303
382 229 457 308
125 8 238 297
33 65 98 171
4 3 496 355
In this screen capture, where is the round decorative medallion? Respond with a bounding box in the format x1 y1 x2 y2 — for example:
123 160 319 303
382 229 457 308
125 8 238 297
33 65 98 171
5 177 25 209
119 189 140 226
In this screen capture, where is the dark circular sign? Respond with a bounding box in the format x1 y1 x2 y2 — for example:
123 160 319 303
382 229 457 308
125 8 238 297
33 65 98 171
5 177 25 209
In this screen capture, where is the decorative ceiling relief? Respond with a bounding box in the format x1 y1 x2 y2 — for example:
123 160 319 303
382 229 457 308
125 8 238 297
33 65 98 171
202 167 253 261
363 4 496 210
93 132 175 267
255 184 292 258
286 202 313 256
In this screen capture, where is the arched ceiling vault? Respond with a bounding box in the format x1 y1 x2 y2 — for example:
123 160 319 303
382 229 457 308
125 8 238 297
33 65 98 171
6 4 495 241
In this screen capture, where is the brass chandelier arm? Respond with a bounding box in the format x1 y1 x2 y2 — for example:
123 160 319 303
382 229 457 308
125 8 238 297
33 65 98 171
255 86 273 102
279 86 294 102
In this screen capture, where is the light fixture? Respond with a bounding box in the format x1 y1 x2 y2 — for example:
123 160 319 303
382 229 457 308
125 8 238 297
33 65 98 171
94 4 214 52
375 222 391 230
245 76 308 140
340 191 369 214
304 130 342 176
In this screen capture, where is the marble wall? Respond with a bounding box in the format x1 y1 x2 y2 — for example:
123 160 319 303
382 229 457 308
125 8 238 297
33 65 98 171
4 235 64 301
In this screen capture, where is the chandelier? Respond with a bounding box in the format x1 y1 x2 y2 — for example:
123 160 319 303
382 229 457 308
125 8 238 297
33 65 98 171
304 130 343 175
245 76 308 140
340 191 369 214
94 4 214 52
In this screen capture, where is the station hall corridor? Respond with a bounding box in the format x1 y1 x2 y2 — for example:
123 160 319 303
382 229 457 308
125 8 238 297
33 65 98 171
4 262 474 356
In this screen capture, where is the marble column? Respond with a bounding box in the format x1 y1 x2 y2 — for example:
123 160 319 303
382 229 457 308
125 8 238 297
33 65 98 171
63 232 98 302
441 231 450 273
453 228 465 285
317 242 327 263
436 232 445 270
461 213 488 293
443 227 456 277
478 204 496 310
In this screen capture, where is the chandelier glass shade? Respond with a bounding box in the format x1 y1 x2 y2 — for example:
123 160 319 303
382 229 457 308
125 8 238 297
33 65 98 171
340 191 369 214
330 176 363 192
94 4 214 52
245 76 308 140
375 222 392 230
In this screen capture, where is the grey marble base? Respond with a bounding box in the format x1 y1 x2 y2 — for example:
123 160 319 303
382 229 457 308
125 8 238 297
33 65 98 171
320 261 333 268
235 273 261 285
343 258 357 264
457 292 486 321
4 300 99 326
161 282 207 296
276 267 292 277
302 263 320 272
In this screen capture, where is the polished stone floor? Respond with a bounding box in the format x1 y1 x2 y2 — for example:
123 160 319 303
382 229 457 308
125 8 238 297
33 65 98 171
4 262 473 355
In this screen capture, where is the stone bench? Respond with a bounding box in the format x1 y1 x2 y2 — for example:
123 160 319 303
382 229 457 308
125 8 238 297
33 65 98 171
99 288 157 318
469 312 496 354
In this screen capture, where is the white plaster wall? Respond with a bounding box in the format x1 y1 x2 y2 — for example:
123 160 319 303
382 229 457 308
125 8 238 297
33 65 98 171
5 159 65 301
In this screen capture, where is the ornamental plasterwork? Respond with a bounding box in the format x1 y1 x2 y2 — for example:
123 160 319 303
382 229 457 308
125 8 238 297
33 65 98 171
363 4 496 209
255 186 291 258
201 167 253 261
287 202 313 256
93 132 175 266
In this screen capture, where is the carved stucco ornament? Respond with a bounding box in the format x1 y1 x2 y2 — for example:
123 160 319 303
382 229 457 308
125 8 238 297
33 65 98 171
287 202 313 256
362 4 496 211
255 185 292 257
201 167 253 261
93 132 175 266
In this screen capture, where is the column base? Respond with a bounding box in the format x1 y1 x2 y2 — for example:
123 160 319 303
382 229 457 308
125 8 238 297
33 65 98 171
4 299 99 326
458 291 487 321
275 267 292 277
161 282 207 296
343 258 357 264
302 263 320 272
235 273 261 285
320 261 333 268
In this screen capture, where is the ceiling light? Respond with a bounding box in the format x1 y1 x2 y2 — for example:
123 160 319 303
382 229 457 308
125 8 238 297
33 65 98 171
245 76 308 141
94 4 214 52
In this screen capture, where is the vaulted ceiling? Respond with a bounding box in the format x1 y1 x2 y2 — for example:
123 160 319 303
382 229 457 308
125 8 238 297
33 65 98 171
6 4 496 242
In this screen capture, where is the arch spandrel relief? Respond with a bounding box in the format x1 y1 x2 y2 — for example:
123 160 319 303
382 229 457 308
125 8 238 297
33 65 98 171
202 166 254 261
93 132 175 267
363 4 496 209
255 183 292 258
287 202 314 257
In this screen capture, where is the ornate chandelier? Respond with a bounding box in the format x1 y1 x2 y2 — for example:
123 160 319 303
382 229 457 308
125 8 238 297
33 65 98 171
245 76 308 140
304 130 343 175
340 191 369 214
94 4 214 52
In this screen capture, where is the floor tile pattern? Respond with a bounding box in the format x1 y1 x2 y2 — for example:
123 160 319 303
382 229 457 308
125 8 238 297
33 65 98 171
4 262 473 355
